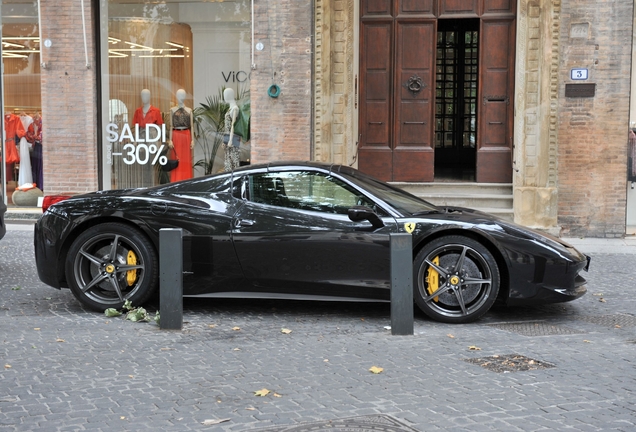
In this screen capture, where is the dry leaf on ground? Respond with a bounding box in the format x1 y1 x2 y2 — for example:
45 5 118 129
4 365 11 369
254 388 270 397
468 346 481 351
232 326 241 331
369 366 384 374
447 334 455 338
273 393 282 398
201 418 230 426
599 298 607 303
56 339 65 343
281 328 292 334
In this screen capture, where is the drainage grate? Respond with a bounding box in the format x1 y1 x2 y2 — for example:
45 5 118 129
252 415 419 432
575 314 636 327
487 321 586 336
465 354 555 373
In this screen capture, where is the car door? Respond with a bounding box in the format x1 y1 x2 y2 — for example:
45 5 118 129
231 168 398 301
142 175 247 295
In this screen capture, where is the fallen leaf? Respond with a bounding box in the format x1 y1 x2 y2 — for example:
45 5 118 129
233 348 241 351
599 298 607 303
202 418 230 426
592 293 604 296
281 328 292 334
245 407 256 411
56 339 65 343
4 365 11 369
447 334 455 338
33 328 40 331
273 393 282 398
128 375 134 379
583 340 591 343
323 359 329 362
120 416 126 420
104 308 122 317
45 297 52 300
254 388 270 397
232 326 241 331
369 366 384 374
11 286 20 291
208 324 217 328
160 347 173 351
468 346 481 351
615 325 621 329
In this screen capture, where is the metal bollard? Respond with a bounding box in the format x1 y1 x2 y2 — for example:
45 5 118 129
160 228 183 330
390 233 414 335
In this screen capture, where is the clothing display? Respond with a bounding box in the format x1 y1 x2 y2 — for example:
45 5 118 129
27 115 44 190
18 114 34 186
223 105 241 172
132 105 163 127
170 107 193 182
3 113 26 182
133 105 164 187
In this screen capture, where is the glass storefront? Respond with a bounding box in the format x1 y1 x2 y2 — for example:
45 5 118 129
100 0 252 190
1 0 43 207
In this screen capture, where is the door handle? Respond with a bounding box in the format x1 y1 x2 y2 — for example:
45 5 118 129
488 121 503 125
403 121 425 125
235 219 255 228
369 121 383 125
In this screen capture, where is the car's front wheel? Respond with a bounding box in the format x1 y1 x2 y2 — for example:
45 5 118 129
65 223 158 311
413 235 500 324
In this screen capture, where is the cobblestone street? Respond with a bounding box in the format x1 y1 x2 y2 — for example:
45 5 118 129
1 225 635 431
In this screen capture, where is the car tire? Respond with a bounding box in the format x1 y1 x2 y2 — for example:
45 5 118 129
413 235 499 324
65 223 158 312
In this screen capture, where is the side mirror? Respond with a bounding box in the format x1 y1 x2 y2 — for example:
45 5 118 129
348 206 384 229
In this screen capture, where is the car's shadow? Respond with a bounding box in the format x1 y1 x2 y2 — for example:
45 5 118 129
144 296 583 326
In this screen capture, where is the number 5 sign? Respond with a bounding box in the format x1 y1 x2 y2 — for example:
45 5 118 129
571 68 588 80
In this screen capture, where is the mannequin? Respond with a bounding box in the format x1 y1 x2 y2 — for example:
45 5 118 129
223 88 241 172
26 113 43 190
132 89 163 186
3 112 25 182
18 112 34 186
168 89 194 182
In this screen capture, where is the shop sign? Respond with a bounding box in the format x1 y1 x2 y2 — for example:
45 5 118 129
105 123 169 166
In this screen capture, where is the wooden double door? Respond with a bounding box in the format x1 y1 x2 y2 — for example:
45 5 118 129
358 0 516 183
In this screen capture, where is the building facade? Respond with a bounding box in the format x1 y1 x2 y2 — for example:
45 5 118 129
1 0 634 238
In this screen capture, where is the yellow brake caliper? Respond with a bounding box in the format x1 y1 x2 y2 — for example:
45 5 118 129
126 250 138 286
425 256 440 302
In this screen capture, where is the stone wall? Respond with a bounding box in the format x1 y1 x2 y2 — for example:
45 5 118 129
251 0 313 164
40 0 99 195
557 0 633 237
314 0 357 166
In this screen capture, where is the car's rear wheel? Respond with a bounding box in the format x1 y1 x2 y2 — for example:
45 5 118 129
413 235 499 324
65 223 158 311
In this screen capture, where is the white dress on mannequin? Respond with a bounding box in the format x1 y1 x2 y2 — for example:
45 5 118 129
18 114 34 186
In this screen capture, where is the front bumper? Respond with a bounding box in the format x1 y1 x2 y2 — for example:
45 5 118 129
507 252 590 306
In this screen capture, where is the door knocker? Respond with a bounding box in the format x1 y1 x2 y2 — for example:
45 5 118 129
403 75 425 96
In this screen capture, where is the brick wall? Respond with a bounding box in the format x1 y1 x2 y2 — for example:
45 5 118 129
40 0 99 195
557 0 632 237
251 0 313 163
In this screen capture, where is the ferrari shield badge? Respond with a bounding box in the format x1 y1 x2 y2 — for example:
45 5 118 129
404 222 416 234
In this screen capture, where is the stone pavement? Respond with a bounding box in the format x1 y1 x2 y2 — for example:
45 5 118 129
1 224 635 431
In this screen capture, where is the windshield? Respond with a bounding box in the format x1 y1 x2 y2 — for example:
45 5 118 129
339 168 438 215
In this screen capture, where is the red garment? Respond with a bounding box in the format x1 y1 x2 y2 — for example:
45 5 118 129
132 105 163 127
27 116 43 144
3 114 25 173
170 129 193 182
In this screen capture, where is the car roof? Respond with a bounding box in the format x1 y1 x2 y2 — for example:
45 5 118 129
231 161 337 174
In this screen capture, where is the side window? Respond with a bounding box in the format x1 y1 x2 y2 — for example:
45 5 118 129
248 171 375 214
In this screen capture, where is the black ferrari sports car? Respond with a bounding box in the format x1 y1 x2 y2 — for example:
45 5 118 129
35 162 590 323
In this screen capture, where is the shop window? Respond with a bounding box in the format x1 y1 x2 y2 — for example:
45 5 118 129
1 0 44 207
102 1 252 190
